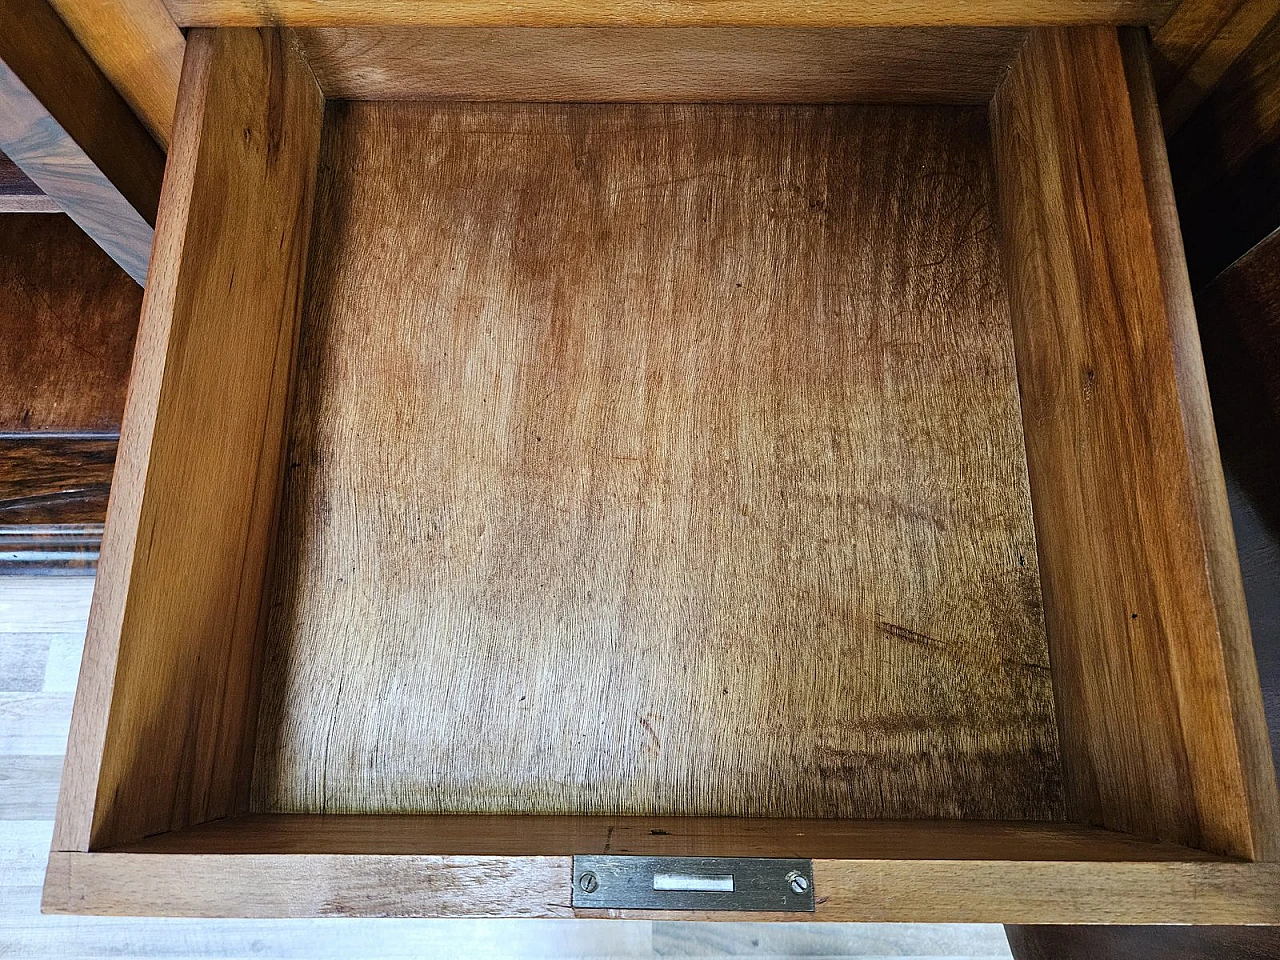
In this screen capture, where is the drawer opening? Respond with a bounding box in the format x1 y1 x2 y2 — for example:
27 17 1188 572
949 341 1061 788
47 23 1279 919
250 96 1062 824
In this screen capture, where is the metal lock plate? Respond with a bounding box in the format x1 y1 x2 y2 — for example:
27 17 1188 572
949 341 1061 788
571 855 815 912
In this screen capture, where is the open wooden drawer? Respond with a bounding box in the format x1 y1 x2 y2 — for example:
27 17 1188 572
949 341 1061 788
44 24 1280 921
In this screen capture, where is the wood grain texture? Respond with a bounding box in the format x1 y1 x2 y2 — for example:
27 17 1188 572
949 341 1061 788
45 0 185 149
1152 0 1280 132
991 26 1280 860
1166 7 1280 287
0 437 112 569
162 0 1177 28
52 27 325 853
252 100 1061 821
0 214 140 433
0 0 164 283
42 851 1280 922
0 149 58 212
296 27 1026 103
1121 26 1280 864
0 437 116 525
111 815 1223 862
0 212 137 571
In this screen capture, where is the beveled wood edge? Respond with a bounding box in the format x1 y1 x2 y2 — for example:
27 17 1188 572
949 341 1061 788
100 815 1229 863
50 27 327 852
1119 26 1280 861
50 28 224 852
162 0 1180 29
46 0 185 149
42 851 1280 922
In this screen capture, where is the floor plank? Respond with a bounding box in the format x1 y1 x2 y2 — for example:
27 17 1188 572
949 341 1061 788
0 755 62 819
653 921 1014 956
41 631 84 693
0 692 73 754
0 820 54 887
0 577 94 632
0 634 49 690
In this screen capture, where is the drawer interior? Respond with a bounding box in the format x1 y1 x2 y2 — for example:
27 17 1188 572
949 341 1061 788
251 100 1061 821
53 23 1277 885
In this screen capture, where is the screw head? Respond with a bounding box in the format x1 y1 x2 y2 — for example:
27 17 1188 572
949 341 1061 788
785 870 810 895
579 871 599 893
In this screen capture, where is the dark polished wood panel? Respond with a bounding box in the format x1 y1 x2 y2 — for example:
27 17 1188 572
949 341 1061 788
1165 6 1280 286
0 213 138 571
0 436 116 526
0 214 141 433
0 437 116 573
1007 924 1280 960
1152 0 1280 132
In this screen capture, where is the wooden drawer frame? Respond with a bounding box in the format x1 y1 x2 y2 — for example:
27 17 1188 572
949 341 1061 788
45 24 1280 921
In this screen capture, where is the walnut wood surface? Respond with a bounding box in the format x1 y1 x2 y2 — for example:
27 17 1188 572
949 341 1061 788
0 436 113 569
992 26 1279 859
162 0 1177 28
1152 0 1280 133
296 27 1027 103
1165 5 1280 286
0 437 115 526
45 0 185 149
0 0 164 282
1122 26 1280 863
0 214 140 433
52 27 325 852
251 100 1062 821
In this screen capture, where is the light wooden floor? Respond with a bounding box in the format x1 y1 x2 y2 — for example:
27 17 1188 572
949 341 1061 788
0 574 1012 959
